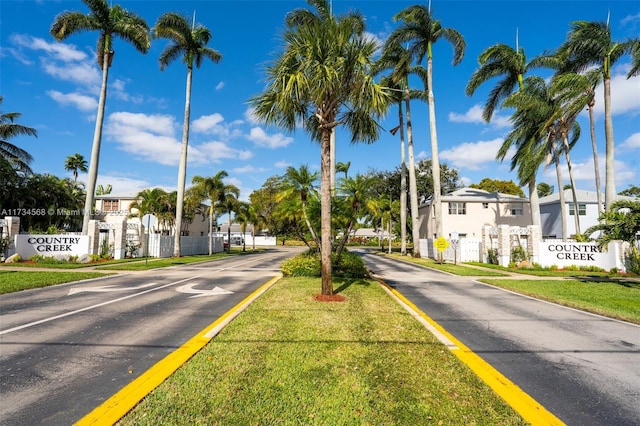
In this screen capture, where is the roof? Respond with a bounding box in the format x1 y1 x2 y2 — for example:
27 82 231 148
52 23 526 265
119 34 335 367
419 187 529 207
538 189 637 205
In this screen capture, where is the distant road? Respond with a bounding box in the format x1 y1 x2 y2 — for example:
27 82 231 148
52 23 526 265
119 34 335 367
0 247 302 426
356 249 640 426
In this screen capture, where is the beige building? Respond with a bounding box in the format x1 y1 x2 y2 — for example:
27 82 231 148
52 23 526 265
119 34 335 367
418 187 532 239
93 195 210 236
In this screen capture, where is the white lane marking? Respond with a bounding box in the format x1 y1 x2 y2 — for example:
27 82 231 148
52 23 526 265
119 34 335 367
68 282 158 296
176 283 234 298
0 275 203 336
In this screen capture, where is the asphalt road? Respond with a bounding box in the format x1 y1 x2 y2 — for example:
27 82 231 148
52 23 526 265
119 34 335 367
0 247 302 426
355 249 640 426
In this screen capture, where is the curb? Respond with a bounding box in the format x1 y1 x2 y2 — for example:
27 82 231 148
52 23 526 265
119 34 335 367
374 275 565 426
74 274 283 426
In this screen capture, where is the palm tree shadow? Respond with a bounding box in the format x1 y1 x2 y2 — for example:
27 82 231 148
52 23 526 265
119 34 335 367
333 278 371 294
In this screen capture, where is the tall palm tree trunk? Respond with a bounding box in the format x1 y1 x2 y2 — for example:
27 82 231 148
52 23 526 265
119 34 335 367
563 136 581 235
603 78 615 209
81 50 110 235
405 88 420 257
330 129 336 196
173 67 193 257
528 179 541 229
427 56 443 239
208 207 214 255
398 102 408 256
552 143 568 241
320 127 333 295
587 104 603 215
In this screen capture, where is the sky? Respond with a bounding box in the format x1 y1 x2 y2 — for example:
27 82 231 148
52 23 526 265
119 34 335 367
2 0 639 207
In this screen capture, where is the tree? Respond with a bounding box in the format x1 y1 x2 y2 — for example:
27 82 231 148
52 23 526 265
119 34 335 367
335 173 372 259
469 178 525 197
550 69 603 215
96 184 112 195
556 20 636 209
466 41 552 234
249 175 291 241
0 96 38 175
537 182 554 197
129 188 172 233
375 41 421 257
64 153 88 182
335 161 351 179
191 170 229 255
388 4 465 246
278 165 320 249
153 12 222 257
249 0 389 295
219 186 240 252
235 201 257 251
51 0 150 235
619 185 640 198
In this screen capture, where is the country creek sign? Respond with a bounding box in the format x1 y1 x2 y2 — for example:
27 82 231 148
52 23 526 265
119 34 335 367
538 241 619 270
15 235 90 258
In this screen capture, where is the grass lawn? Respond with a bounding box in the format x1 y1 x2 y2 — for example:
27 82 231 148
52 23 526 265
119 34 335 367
97 249 263 271
0 270 113 294
480 278 640 324
118 277 525 425
383 252 509 276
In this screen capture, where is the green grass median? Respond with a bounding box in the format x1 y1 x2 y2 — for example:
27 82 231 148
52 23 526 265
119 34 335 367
117 277 525 425
0 270 112 294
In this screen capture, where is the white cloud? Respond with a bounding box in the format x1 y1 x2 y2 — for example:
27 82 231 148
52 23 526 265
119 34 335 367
42 60 101 87
96 174 155 196
274 160 291 168
593 64 640 116
244 106 260 125
440 138 512 171
215 81 225 90
620 132 640 150
47 90 97 111
233 165 268 173
198 141 254 162
10 34 87 62
448 104 511 128
192 113 225 133
247 127 293 148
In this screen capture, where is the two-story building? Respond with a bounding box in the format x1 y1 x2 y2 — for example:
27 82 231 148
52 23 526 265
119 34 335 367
417 187 532 239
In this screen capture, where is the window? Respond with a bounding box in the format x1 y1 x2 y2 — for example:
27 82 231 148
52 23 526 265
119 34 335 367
448 202 466 215
569 203 586 216
102 199 119 211
482 202 489 209
510 204 523 216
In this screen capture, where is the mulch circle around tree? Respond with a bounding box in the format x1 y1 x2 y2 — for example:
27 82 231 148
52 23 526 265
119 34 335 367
313 293 346 302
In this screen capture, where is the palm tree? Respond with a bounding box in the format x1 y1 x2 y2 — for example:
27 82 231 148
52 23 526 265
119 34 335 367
335 173 372 259
64 153 88 182
50 0 150 235
375 41 424 256
387 4 465 245
335 161 351 179
129 188 171 235
219 187 240 252
0 96 38 175
278 165 320 249
551 69 603 215
585 200 640 250
235 201 257 252
249 0 389 295
556 20 636 209
466 41 544 231
191 170 229 255
96 184 112 195
153 12 222 257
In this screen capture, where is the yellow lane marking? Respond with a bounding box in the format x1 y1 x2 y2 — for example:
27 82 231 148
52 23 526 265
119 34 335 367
74 274 283 426
377 278 565 426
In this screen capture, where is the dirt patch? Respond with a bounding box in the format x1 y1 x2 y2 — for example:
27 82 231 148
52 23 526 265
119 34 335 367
313 293 346 302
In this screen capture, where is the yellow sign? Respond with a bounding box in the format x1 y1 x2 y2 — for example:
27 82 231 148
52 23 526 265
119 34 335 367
434 237 449 252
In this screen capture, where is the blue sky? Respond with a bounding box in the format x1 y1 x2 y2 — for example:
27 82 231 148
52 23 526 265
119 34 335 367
2 0 639 204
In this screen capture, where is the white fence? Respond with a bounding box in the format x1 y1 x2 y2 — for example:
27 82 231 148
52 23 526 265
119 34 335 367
419 238 483 263
145 234 224 258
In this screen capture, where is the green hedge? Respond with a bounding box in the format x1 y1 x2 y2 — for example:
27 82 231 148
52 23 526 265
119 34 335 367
281 250 369 278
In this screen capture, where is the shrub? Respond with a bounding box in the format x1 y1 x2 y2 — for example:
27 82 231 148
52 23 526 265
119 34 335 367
281 249 369 278
510 245 527 264
486 248 498 265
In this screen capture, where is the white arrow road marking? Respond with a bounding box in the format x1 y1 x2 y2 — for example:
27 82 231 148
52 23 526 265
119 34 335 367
176 283 234 298
68 282 158 296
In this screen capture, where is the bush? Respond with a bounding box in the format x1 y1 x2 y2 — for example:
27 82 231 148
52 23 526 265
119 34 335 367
510 245 527 264
486 248 498 265
281 249 369 278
